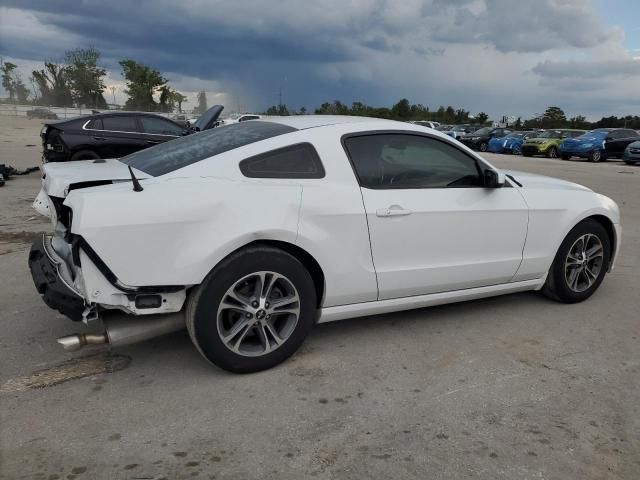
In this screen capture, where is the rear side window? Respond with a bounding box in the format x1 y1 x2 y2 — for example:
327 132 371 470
120 121 297 176
85 118 103 130
239 143 325 178
102 116 138 133
140 116 184 136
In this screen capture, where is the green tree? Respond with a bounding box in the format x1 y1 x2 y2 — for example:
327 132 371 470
1 59 28 103
119 59 166 111
174 92 187 113
542 106 567 128
65 47 107 108
568 115 589 129
476 112 489 124
31 61 73 107
192 90 208 114
391 98 411 119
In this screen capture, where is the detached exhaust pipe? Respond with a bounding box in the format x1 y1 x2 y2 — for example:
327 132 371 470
57 311 185 352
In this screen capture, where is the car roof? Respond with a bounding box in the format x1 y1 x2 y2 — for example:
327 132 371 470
264 115 393 130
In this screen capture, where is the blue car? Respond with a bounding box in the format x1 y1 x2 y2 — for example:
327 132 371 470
487 131 538 154
559 128 640 162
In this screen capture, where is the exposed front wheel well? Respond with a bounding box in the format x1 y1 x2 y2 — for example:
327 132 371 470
586 215 616 269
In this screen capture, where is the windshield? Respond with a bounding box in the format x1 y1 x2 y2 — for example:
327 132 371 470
579 130 608 139
535 130 562 139
120 121 296 176
505 132 525 138
473 127 492 136
450 126 467 131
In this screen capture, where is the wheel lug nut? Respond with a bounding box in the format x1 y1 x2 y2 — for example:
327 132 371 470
265 302 270 308
252 301 259 308
246 313 252 318
266 314 271 319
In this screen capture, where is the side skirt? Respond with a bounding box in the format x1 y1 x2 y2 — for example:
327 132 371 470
318 278 545 324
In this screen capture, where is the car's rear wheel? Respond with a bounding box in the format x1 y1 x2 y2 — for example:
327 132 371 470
547 146 558 158
479 142 488 152
186 246 318 373
542 219 610 303
512 144 522 155
589 150 603 162
70 149 100 161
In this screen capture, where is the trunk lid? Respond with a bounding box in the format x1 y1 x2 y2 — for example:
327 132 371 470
41 159 151 198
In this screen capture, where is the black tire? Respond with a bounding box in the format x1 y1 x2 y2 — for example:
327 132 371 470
561 154 571 160
542 219 611 303
588 149 604 163
186 246 318 373
523 152 533 157
479 142 488 152
70 149 100 161
547 146 558 158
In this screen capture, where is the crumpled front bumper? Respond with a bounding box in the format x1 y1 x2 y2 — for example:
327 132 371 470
29 234 85 321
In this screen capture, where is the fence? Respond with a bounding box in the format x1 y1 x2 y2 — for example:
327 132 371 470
0 104 185 120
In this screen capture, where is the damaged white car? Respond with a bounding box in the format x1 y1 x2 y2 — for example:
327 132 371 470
29 116 621 372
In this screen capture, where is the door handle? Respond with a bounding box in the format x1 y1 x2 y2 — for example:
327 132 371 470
92 136 106 141
376 206 412 217
146 140 161 144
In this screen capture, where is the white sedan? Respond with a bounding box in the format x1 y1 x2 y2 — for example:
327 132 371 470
29 116 621 372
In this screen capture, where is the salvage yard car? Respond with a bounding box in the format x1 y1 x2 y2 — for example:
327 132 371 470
487 130 540 155
29 116 621 373
559 128 640 162
40 105 223 162
521 129 585 158
459 126 512 152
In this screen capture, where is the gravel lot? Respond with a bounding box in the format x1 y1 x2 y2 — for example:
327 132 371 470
1 115 638 480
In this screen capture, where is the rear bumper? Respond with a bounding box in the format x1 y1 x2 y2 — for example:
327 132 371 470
29 234 85 321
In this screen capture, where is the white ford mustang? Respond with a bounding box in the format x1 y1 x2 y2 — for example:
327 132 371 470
29 116 621 372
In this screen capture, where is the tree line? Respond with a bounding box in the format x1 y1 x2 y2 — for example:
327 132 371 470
1 49 209 114
264 100 640 130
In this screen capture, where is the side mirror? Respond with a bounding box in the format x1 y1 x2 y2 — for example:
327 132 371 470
484 169 505 188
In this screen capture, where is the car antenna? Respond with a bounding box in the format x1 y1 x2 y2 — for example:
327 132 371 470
127 166 144 192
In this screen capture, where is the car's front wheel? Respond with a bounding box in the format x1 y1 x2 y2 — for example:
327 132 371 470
542 219 610 303
186 246 318 373
479 142 488 152
547 146 558 158
589 149 604 162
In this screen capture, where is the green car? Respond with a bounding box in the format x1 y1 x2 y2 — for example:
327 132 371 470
521 129 586 158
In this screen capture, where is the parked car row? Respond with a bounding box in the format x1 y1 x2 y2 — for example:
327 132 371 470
430 124 640 164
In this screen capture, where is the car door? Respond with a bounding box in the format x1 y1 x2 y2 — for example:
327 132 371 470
138 116 184 147
343 133 529 300
101 115 147 157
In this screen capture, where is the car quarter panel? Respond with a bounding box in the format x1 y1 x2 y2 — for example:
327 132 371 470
64 177 302 287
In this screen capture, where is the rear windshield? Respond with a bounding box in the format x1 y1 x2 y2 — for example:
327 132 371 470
120 121 296 176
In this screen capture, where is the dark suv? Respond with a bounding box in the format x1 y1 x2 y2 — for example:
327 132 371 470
41 106 223 162
458 127 512 152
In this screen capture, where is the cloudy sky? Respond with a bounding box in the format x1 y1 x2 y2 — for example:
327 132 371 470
1 0 639 120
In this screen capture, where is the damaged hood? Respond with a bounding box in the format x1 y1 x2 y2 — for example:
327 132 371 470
41 159 151 198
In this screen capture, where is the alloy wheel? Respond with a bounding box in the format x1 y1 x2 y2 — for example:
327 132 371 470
564 234 604 293
216 271 300 357
549 147 558 158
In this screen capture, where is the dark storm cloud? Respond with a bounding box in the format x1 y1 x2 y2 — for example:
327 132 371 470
0 0 637 116
533 58 640 79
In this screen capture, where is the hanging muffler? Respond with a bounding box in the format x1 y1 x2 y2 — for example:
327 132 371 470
57 311 186 352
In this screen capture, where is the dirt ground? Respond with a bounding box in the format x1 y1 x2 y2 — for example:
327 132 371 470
0 115 639 479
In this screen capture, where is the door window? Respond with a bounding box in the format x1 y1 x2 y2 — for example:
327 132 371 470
102 116 138 133
140 117 184 136
344 134 482 189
